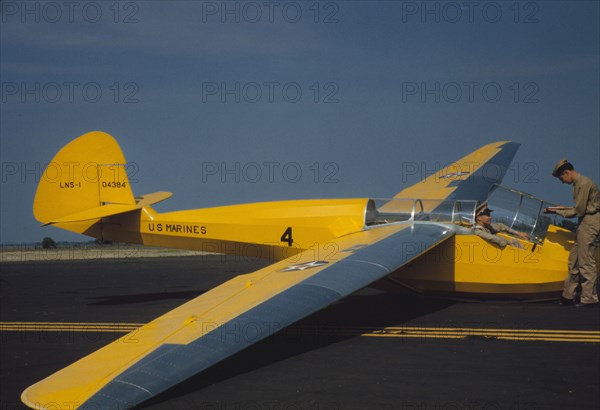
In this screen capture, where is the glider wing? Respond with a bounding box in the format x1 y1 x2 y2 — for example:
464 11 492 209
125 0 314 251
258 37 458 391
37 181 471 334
394 140 520 202
22 222 454 410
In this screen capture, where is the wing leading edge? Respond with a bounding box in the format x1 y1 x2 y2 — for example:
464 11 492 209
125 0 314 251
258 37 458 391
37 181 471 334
22 222 455 410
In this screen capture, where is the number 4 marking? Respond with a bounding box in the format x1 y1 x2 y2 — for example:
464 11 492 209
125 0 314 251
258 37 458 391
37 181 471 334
281 227 293 246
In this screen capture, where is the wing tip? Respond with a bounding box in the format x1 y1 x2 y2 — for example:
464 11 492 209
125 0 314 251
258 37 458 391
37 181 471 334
21 384 44 410
499 140 520 148
486 140 520 150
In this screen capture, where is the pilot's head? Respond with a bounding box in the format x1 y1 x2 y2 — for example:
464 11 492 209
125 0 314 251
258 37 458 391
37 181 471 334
552 159 576 184
475 204 493 224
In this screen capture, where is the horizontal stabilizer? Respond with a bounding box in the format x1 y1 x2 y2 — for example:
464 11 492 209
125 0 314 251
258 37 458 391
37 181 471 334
135 191 173 207
43 204 140 226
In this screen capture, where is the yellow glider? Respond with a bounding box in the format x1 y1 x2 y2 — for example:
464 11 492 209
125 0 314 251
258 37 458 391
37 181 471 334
23 131 584 409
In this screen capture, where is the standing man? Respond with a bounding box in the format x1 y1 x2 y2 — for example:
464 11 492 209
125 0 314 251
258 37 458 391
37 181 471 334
545 159 600 308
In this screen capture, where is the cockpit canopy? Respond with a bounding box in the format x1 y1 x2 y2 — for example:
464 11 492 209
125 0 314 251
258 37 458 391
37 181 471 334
486 185 556 244
365 185 558 245
365 198 478 227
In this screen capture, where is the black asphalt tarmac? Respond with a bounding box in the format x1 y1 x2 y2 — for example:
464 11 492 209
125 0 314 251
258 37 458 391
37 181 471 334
1 256 599 410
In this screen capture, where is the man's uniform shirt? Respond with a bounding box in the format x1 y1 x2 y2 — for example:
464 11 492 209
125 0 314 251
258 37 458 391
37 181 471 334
556 174 600 218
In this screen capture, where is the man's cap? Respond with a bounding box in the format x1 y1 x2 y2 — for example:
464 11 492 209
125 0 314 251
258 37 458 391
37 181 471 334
476 203 494 217
552 159 573 178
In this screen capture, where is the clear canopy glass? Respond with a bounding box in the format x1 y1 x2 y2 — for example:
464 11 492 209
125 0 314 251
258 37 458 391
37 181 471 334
365 198 478 227
365 185 558 245
484 185 556 244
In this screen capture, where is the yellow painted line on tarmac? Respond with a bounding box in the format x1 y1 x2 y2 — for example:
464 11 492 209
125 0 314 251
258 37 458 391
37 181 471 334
359 326 600 343
298 326 600 343
286 325 600 344
1 322 599 343
0 322 143 332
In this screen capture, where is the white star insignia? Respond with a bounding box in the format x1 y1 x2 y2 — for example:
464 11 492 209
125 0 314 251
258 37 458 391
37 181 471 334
280 261 329 272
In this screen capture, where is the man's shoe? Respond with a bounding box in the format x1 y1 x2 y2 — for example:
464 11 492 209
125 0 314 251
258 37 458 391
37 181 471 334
556 297 574 306
574 302 599 308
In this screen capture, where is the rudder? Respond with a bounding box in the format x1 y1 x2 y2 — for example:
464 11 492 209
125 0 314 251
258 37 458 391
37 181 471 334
33 131 136 228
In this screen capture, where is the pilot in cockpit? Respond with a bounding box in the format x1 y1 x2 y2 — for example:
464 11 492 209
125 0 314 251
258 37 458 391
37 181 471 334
473 204 530 250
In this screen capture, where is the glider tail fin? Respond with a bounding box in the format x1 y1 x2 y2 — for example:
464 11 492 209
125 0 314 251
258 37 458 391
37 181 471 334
33 131 137 233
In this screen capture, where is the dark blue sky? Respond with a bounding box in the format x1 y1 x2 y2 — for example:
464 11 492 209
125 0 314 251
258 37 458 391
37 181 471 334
1 1 598 243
